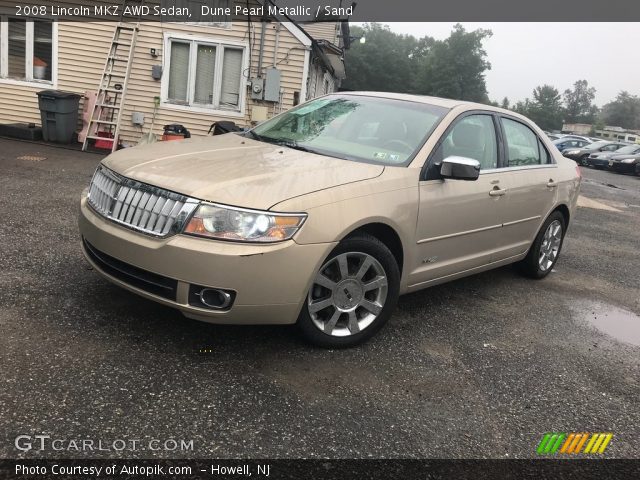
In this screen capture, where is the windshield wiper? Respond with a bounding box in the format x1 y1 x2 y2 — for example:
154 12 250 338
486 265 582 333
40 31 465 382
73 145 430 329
245 130 263 141
273 140 318 154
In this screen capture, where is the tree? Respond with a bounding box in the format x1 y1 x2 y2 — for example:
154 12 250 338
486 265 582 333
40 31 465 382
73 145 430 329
342 23 492 102
513 99 532 117
599 91 640 129
418 24 493 102
500 97 510 109
526 85 564 131
563 80 598 123
342 24 423 93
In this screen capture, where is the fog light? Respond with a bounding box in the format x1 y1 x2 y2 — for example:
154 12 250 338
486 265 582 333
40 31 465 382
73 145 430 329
188 285 235 310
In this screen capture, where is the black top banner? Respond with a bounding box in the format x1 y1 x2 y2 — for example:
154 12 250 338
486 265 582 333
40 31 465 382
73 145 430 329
2 0 640 21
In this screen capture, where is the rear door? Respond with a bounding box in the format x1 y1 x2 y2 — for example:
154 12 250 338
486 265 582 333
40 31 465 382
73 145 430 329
494 116 558 259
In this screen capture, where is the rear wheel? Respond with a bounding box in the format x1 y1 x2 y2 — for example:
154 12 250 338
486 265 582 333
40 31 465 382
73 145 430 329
517 211 566 279
298 234 400 348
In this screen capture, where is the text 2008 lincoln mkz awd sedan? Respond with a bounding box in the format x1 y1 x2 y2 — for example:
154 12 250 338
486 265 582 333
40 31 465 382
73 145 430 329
79 92 581 347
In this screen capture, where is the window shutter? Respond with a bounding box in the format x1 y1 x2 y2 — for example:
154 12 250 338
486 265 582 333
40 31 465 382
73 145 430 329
194 44 216 105
168 41 190 103
220 48 243 108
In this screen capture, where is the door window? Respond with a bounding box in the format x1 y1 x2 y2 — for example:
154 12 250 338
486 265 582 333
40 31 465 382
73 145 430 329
438 114 498 170
501 118 551 166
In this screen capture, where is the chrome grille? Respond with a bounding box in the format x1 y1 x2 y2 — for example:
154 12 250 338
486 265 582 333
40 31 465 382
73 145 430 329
87 165 198 237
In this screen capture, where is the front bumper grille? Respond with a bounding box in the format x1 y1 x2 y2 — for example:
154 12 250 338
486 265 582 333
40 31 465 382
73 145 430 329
83 238 178 300
87 165 198 237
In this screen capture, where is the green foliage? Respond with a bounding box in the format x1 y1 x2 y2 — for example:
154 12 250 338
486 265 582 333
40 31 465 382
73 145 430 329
342 23 492 102
526 85 564 131
563 80 599 124
599 91 640 130
342 27 640 133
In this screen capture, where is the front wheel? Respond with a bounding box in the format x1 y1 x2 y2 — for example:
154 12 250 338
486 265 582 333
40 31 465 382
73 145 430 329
517 211 566 279
298 234 400 348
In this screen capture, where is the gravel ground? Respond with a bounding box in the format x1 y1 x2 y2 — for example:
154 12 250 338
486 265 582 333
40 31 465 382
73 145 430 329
0 138 638 459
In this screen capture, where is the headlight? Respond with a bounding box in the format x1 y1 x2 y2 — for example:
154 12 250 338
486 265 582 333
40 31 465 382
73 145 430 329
183 203 306 242
565 150 580 155
622 158 636 164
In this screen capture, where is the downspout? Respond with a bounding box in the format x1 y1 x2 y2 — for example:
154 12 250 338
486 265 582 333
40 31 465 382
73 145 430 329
257 18 266 76
273 23 280 67
300 47 311 102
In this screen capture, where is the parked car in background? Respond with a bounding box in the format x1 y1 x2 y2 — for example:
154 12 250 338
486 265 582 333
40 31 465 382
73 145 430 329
563 140 629 165
561 134 593 143
585 144 640 169
78 92 581 347
547 133 564 141
608 152 640 174
552 137 590 153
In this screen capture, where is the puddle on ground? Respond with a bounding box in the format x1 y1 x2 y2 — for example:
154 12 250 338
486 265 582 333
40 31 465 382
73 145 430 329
569 300 640 347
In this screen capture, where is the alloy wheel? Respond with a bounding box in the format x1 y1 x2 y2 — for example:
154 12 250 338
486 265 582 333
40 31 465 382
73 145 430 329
538 220 562 272
307 252 388 337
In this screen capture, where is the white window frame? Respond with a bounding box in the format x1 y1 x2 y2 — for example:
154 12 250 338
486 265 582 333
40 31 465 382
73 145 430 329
161 32 248 117
0 16 58 87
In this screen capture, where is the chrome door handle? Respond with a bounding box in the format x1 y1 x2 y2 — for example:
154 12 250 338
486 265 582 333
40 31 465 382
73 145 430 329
547 179 558 188
489 188 507 197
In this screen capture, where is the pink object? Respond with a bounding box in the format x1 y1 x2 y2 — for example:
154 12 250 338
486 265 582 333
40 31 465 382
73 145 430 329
78 90 98 144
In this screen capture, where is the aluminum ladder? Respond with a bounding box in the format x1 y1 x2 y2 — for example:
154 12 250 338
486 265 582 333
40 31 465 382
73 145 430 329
82 0 145 152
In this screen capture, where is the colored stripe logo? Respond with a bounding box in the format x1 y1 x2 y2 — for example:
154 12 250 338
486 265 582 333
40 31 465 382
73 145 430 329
537 433 613 455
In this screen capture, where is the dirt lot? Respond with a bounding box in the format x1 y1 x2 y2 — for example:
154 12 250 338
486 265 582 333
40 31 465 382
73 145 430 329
0 138 638 459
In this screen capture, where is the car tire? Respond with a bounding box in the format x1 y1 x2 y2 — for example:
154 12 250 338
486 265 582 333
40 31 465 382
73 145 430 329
580 155 590 166
517 211 566 279
297 233 400 348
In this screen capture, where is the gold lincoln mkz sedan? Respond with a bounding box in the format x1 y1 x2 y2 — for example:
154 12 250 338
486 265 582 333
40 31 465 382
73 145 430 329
79 92 581 347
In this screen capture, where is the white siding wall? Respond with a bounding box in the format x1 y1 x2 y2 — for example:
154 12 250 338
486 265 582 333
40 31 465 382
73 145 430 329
0 6 310 144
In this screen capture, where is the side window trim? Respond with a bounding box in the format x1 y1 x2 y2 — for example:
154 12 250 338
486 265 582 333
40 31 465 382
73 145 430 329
421 109 501 181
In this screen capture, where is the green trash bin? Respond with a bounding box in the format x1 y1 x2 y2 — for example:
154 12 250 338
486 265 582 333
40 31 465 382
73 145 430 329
36 90 81 143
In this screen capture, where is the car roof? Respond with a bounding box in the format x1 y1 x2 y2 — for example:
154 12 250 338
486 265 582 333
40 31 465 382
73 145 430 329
337 91 522 117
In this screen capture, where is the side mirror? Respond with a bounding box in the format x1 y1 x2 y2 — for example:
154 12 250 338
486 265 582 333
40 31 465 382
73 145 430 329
440 156 481 181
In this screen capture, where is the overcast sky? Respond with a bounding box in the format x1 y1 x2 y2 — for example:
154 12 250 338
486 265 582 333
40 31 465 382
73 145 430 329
365 23 639 106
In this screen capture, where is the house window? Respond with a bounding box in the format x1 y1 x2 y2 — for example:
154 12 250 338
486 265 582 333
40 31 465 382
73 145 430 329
165 37 245 112
0 17 54 83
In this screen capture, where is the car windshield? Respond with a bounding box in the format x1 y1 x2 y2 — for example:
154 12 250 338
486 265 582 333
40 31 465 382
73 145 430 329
615 145 639 154
250 95 449 166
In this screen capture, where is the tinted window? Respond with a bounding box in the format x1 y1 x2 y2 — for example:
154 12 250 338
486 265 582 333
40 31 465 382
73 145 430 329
602 144 622 151
614 145 640 154
501 118 547 166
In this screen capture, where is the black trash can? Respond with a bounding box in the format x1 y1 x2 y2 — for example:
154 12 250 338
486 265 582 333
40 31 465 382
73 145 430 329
36 90 81 143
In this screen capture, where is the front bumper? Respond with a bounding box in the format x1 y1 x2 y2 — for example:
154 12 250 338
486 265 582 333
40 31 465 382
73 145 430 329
609 161 636 173
79 195 336 325
586 157 610 167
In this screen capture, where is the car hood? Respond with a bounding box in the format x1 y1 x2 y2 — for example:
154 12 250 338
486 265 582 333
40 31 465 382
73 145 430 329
610 154 640 161
102 134 384 210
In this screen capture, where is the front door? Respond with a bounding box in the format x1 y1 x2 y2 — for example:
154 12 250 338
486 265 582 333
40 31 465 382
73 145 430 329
411 113 508 288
